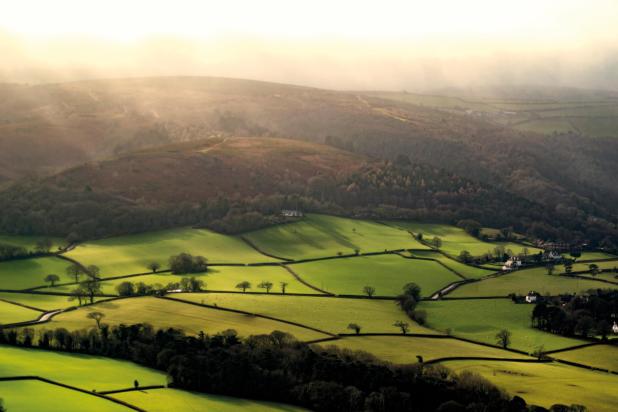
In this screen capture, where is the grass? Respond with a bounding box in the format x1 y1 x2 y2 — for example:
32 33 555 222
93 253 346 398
0 256 71 290
0 345 166 391
0 292 100 311
0 299 41 324
113 388 306 412
390 222 539 258
450 267 614 298
417 299 584 353
442 360 618 412
512 118 576 134
570 252 617 261
410 250 495 279
291 254 461 297
172 293 437 334
65 227 278 277
88 265 318 295
0 234 65 252
35 296 328 341
0 380 129 412
554 344 618 372
244 214 429 260
570 260 618 273
319 336 530 364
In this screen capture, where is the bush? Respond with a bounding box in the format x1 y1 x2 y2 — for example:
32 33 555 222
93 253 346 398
169 253 208 274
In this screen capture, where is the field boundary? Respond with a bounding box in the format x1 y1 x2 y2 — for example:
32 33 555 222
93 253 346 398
239 236 292 261
0 375 145 411
280 265 333 295
0 297 46 312
98 385 166 395
425 357 550 365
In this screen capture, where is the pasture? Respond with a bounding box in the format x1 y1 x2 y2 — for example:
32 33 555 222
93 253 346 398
244 214 428 260
0 380 128 412
35 296 328 341
390 222 539 257
554 344 618 372
409 250 495 279
173 293 436 334
0 292 90 311
94 265 318 295
65 227 278 277
320 336 530 364
113 388 305 412
291 254 461 297
0 256 70 290
417 299 584 352
0 299 41 324
0 345 166 391
0 235 65 252
570 251 617 261
442 360 618 412
449 267 612 297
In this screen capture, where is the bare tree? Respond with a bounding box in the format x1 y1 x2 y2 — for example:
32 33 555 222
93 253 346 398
495 329 512 348
66 264 82 283
87 311 105 329
393 320 410 335
347 323 362 335
363 286 376 298
280 282 288 294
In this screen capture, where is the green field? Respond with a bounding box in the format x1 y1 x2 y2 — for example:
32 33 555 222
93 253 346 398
245 214 428 260
390 222 539 257
554 344 618 372
410 250 495 279
0 234 65 252
173 293 436 334
0 380 128 412
513 118 576 134
291 254 460 296
0 299 41 324
570 251 617 261
418 299 584 352
320 336 529 364
570 260 618 273
88 265 318 295
114 388 305 412
0 292 92 311
443 360 618 412
0 256 71 290
65 227 278 277
0 345 166 391
451 267 616 297
36 296 328 341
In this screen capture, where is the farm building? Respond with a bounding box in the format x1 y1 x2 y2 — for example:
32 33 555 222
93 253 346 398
281 210 304 217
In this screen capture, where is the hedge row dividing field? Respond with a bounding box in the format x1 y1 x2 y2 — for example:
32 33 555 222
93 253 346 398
0 235 65 252
0 299 42 324
553 344 618 373
0 256 71 290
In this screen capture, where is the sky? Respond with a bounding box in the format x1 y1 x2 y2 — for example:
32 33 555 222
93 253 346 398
1 0 618 90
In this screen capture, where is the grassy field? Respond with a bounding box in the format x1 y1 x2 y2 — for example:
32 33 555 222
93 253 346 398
35 296 327 341
554 344 618 372
173 293 437 334
0 256 71 290
450 267 613 297
244 214 429 260
570 251 617 261
512 118 576 134
570 260 618 273
291 254 460 297
410 250 495 279
65 227 278 277
113 388 305 412
0 380 129 412
0 234 65 252
0 345 166 391
418 299 584 352
0 299 41 324
86 265 318 295
443 360 618 412
390 222 539 257
0 292 101 311
320 336 530 364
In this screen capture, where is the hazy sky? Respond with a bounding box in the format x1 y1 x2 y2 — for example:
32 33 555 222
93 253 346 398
2 0 618 90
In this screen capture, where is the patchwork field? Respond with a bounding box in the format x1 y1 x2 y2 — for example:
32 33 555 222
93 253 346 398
65 227 278 277
94 265 318 295
418 299 584 352
450 267 613 297
245 214 428 260
114 388 305 411
173 293 436 334
570 251 617 261
554 344 618 372
34 296 328 341
409 250 495 279
0 292 93 311
320 336 530 364
442 360 618 412
0 235 65 252
570 260 618 273
291 254 461 296
0 380 128 412
390 222 539 257
0 299 41 324
0 256 71 290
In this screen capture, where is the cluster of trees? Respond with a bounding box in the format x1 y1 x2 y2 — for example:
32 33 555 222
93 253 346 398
0 238 54 261
235 280 287 294
532 290 617 339
395 283 427 326
169 253 208 274
0 324 554 411
115 277 205 296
